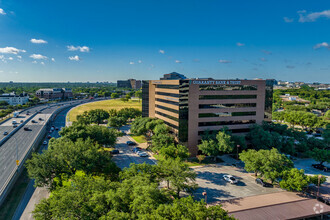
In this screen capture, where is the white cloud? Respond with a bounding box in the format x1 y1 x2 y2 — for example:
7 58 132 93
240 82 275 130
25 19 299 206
283 17 294 23
17 55 22 59
0 47 26 54
129 61 135 65
69 55 80 61
51 58 55 62
298 10 330 22
175 60 182 63
0 70 3 73
40 61 45 65
67 45 90 52
30 38 47 44
8 57 13 60
218 59 231 63
159 50 165 54
313 42 330 49
32 61 37 64
30 54 48 60
236 42 245 47
0 8 6 15
138 60 142 63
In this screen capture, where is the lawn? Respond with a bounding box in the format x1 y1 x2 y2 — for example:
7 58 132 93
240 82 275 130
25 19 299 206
130 135 147 143
68 99 142 122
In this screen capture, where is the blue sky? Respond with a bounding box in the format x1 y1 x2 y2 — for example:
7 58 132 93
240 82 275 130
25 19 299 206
0 0 330 83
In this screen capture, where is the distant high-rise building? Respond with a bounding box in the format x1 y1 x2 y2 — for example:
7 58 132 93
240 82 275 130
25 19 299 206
117 79 142 89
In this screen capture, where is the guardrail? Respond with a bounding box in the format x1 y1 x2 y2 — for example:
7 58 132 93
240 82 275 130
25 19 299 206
0 101 85 207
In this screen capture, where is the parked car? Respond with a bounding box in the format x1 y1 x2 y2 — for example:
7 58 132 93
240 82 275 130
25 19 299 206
312 164 329 172
138 152 148 157
111 149 120 154
223 175 238 184
43 141 47 145
39 117 43 121
255 178 273 187
20 120 24 123
132 147 141 153
24 127 30 131
31 120 36 123
3 131 8 135
126 141 137 146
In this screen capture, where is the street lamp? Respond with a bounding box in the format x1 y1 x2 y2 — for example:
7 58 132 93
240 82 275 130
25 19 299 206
236 145 240 160
317 174 322 198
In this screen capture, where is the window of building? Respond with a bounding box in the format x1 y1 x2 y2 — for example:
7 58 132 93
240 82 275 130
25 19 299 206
199 95 257 100
199 111 256 118
156 84 179 89
198 128 250 136
155 111 179 122
155 98 179 106
199 103 256 109
155 105 179 114
155 91 180 98
198 120 256 127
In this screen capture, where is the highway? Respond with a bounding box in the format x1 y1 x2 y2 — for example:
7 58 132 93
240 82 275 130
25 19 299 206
0 100 89 202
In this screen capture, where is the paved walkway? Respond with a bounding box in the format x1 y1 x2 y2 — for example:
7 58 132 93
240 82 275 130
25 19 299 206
19 187 49 220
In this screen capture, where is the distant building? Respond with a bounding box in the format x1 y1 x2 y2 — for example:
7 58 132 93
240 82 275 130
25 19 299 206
36 88 73 100
160 72 187 80
0 92 29 105
117 79 142 89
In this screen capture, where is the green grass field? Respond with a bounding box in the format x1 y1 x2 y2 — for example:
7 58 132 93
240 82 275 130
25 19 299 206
68 99 142 122
130 135 147 143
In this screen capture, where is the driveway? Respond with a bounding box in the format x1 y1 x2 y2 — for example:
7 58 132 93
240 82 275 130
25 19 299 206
111 125 156 169
192 164 283 204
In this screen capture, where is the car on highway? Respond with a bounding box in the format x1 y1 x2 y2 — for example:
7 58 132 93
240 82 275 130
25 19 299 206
110 149 120 154
138 151 148 157
24 127 30 131
126 141 137 146
223 175 238 184
312 164 329 172
39 118 43 121
31 120 36 123
43 141 47 145
47 135 52 139
55 127 59 130
255 178 273 187
3 131 8 135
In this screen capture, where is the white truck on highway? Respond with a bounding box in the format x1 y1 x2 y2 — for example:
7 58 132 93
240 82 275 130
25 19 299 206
13 112 19 118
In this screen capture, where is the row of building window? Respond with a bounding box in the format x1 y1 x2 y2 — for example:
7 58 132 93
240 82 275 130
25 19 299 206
199 103 256 109
198 128 250 136
155 98 179 106
155 105 179 114
164 121 179 130
199 85 258 91
199 95 257 100
155 91 180 98
198 120 256 127
199 111 256 118
156 84 179 89
155 111 179 122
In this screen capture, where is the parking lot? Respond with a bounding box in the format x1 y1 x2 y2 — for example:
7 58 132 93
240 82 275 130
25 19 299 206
192 164 283 203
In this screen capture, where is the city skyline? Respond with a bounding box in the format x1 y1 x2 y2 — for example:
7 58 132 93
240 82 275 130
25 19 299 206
1 0 330 83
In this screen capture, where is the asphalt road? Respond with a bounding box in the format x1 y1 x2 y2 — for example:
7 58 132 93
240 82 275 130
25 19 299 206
14 107 71 220
111 125 156 169
0 100 86 197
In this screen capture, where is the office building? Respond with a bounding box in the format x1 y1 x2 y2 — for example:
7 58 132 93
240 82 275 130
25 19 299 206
36 88 73 100
117 79 142 89
142 75 273 156
0 92 29 106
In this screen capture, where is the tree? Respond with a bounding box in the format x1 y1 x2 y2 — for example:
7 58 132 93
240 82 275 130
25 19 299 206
125 94 131 100
77 109 110 125
308 175 327 186
111 93 119 99
59 123 118 146
279 168 309 192
108 116 126 129
158 158 197 197
26 138 120 190
159 144 190 160
151 124 175 150
197 155 206 163
135 90 142 102
309 148 330 165
239 149 263 176
198 139 219 161
216 130 235 153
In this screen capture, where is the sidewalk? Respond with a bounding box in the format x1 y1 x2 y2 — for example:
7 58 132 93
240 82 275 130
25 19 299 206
19 187 49 220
